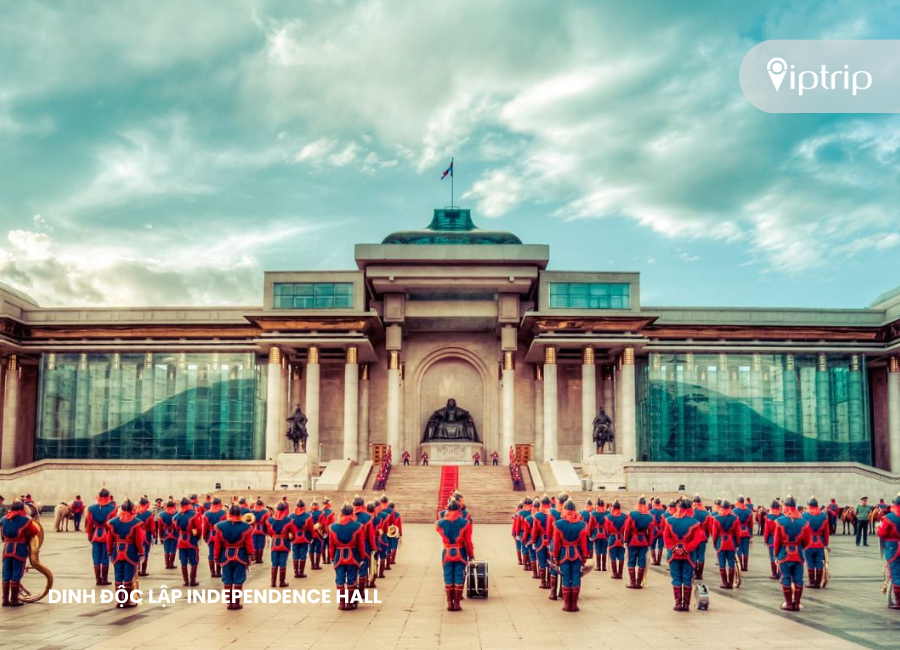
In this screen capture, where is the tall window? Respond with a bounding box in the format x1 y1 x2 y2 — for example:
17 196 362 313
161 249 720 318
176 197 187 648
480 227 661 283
549 282 631 309
273 283 353 309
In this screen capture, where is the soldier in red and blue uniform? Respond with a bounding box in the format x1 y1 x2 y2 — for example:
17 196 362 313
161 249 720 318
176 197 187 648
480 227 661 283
309 501 324 570
691 495 711 580
71 495 85 532
663 497 704 612
86 488 116 586
1 501 39 607
826 499 840 536
624 496 654 589
373 497 390 577
773 494 812 612
529 496 554 592
330 502 367 611
107 499 145 609
213 504 255 610
353 496 377 591
524 497 539 579
266 501 295 588
387 501 403 566
289 498 314 578
552 500 588 611
513 498 531 569
134 497 154 577
436 499 474 612
802 497 829 589
173 497 202 587
763 500 782 579
734 496 753 572
202 497 226 578
322 497 335 564
649 498 666 566
710 499 740 589
157 500 178 570
589 499 609 572
250 499 269 564
603 500 628 580
579 499 595 562
876 493 900 609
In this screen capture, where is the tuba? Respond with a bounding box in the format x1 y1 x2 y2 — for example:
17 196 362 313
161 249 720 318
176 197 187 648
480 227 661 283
242 512 256 525
387 525 400 538
19 519 53 603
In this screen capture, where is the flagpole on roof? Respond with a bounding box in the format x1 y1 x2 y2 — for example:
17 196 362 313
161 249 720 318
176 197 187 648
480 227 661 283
451 157 454 208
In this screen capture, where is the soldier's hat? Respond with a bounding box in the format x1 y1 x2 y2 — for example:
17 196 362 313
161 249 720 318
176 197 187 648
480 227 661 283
612 500 621 510
808 496 819 507
737 495 745 503
638 495 647 506
783 494 797 508
771 499 780 509
861 496 868 501
721 500 732 510
893 492 900 506
692 494 702 503
586 498 593 506
564 501 577 512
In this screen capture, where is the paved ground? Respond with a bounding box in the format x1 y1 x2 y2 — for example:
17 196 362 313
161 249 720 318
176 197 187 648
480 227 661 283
1 524 897 649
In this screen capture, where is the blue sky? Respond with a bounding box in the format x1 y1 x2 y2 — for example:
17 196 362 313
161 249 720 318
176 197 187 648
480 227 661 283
1 1 899 308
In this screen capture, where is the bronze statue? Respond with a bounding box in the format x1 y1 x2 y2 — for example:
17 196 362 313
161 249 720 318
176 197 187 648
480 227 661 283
421 398 480 442
286 406 309 453
592 407 615 453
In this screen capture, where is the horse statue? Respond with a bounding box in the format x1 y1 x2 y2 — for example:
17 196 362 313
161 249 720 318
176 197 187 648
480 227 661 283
285 405 309 453
592 407 615 454
54 503 73 532
840 507 856 535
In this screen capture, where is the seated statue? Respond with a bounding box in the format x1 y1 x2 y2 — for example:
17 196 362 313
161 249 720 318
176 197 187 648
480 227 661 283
422 398 480 442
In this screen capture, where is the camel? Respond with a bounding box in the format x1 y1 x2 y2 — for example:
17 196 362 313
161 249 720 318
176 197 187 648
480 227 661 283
54 502 73 532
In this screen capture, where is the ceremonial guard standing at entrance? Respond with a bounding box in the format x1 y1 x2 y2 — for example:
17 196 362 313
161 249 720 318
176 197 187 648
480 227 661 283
710 499 740 589
662 497 704 612
1 501 39 607
202 498 226 578
266 502 295 588
86 488 116 586
107 498 145 609
552 501 588 611
773 495 812 612
329 502 366 611
876 493 900 609
623 496 654 589
603 501 628 580
802 497 829 589
213 504 254 610
173 497 202 587
436 499 474 612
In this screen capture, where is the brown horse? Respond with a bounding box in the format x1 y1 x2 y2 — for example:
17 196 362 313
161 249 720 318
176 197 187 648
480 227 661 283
870 507 884 535
755 507 768 535
840 507 856 535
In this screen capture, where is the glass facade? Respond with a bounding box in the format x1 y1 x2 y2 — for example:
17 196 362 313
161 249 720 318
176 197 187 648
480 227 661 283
35 352 266 461
273 282 353 309
549 282 631 309
636 352 871 464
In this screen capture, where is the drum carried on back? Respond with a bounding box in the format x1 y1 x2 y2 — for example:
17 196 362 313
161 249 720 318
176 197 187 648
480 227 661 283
466 560 489 599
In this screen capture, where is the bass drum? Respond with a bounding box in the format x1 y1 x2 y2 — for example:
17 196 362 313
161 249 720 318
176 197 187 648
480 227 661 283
692 582 710 610
466 561 489 599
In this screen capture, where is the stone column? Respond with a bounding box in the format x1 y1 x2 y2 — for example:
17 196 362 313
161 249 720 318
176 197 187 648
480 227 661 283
265 346 283 460
358 365 370 462
542 346 558 462
582 346 596 461
305 347 320 465
387 351 400 456
343 347 359 462
533 365 544 462
619 347 636 462
888 357 900 474
501 351 515 465
1 354 20 469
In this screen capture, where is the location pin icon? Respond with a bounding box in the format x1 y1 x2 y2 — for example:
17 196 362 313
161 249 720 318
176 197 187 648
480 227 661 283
767 57 787 91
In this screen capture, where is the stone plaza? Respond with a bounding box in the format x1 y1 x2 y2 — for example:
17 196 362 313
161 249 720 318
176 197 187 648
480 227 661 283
0 523 895 650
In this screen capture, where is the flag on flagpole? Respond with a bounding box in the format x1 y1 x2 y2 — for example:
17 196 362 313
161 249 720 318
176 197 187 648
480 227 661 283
441 158 454 180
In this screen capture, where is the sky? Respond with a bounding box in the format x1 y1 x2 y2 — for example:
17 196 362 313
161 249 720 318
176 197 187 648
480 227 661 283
1 0 899 309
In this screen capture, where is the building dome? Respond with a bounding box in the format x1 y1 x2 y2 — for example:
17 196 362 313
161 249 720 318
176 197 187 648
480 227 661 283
382 208 522 245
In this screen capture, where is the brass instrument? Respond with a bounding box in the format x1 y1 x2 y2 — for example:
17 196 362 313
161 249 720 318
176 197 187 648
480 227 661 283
883 566 890 595
821 548 830 588
314 522 328 539
733 561 743 589
242 512 255 525
387 525 400 538
19 519 53 603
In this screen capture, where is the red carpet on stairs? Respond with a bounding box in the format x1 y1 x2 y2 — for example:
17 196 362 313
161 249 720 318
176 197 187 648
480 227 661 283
437 466 459 516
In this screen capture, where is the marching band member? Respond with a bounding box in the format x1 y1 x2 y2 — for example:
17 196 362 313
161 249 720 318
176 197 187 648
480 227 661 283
387 501 403 566
329 502 367 611
213 504 255 610
289 499 314 578
173 496 202 587
512 500 527 567
734 496 753 572
590 499 609 572
157 500 178 570
1 501 39 607
764 500 782 580
86 488 116 586
649 498 666 566
309 500 324 570
691 495 711 580
529 496 554 593
876 493 900 609
710 499 740 589
603 500 627 581
436 499 474 612
623 496 653 589
553 501 588 611
579 499 595 562
107 498 145 608
773 494 812 612
135 497 154 577
322 498 335 564
202 497 226 578
250 499 269 564
802 496 829 589
352 496 377 591
71 495 85 532
826 499 840 536
266 501 295 588
662 498 704 612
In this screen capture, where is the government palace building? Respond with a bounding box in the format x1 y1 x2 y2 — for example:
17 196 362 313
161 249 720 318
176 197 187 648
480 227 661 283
1 208 899 503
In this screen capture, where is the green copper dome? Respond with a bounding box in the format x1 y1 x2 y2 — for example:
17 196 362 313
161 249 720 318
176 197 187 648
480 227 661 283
382 208 522 245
